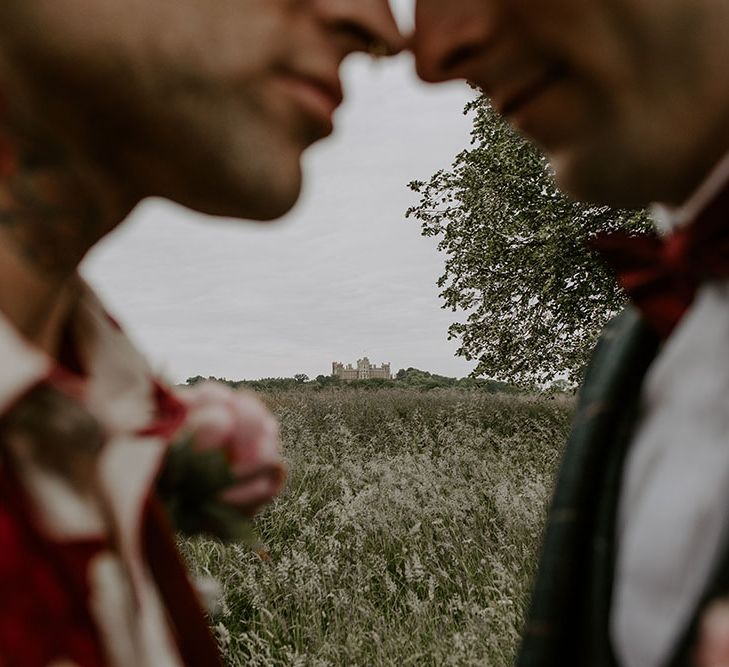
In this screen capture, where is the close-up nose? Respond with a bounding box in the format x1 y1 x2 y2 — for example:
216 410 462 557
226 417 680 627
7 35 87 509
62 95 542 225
412 3 495 83
314 0 406 58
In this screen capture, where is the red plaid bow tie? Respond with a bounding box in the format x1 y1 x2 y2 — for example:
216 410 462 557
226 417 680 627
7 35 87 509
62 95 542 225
590 186 729 339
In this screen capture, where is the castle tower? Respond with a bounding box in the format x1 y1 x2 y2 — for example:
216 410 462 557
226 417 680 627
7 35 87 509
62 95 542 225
332 358 392 381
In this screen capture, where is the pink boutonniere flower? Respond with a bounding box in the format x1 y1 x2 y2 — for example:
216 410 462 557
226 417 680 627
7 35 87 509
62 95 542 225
158 382 287 541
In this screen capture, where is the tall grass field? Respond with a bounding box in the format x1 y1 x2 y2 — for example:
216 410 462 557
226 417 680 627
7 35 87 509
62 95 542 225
181 388 573 666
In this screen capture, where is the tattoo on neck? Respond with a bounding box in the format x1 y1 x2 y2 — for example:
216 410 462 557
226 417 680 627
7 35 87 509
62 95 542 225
0 120 111 275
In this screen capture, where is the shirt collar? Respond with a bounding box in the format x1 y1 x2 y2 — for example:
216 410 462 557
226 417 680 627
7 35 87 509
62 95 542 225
652 151 729 236
0 307 52 415
0 279 156 432
0 279 180 549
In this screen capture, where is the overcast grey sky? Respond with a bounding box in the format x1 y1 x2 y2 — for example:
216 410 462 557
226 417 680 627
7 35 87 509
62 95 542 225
82 2 478 383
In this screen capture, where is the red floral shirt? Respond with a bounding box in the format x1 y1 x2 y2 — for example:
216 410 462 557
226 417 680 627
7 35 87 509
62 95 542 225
0 282 221 667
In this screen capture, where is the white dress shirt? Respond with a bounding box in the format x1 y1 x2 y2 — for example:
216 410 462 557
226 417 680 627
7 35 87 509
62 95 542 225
611 152 729 667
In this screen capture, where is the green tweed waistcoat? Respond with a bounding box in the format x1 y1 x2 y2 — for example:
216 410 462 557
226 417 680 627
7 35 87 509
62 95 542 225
516 307 729 667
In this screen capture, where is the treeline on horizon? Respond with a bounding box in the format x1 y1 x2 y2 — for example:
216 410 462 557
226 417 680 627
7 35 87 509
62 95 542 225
184 367 525 393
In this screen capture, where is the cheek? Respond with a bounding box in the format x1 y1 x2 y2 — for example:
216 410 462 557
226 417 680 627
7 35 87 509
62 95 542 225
512 73 611 159
414 0 488 43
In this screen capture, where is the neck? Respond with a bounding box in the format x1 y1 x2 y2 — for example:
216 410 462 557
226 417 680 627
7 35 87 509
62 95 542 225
0 113 130 358
0 240 79 357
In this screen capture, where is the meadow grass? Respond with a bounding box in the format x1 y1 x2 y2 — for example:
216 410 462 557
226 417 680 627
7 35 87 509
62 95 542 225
180 388 572 666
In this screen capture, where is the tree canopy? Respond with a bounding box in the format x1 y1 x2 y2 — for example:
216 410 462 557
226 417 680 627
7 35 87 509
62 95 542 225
407 97 651 386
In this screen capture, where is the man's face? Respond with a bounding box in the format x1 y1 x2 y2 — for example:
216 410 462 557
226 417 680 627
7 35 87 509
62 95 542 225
413 0 729 207
0 0 403 219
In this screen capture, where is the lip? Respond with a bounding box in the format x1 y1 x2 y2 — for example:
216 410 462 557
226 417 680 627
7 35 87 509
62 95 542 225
276 70 344 135
490 63 568 119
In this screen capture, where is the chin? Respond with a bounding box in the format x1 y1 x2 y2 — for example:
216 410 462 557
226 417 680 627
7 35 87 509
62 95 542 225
549 146 655 209
173 163 303 221
189 189 300 220
241 188 300 221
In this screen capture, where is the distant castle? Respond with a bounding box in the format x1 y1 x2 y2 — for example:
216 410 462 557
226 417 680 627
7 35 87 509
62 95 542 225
332 358 392 381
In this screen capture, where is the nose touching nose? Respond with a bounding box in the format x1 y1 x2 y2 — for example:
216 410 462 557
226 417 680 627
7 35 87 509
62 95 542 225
314 0 496 76
316 0 407 57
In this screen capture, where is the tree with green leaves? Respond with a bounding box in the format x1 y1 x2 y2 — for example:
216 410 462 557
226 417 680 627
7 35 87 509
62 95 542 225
407 97 651 386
